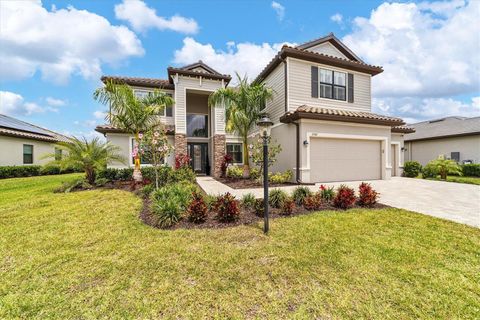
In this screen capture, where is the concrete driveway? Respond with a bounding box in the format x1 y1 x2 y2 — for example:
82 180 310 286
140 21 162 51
197 177 480 228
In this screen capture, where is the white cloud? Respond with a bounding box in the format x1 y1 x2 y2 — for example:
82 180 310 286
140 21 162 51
343 0 479 99
46 97 66 107
330 13 343 24
115 0 198 34
0 91 44 116
0 1 144 84
271 1 285 21
93 110 107 119
173 38 295 81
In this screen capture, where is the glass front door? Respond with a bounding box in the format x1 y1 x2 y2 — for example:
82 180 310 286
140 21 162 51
187 143 208 175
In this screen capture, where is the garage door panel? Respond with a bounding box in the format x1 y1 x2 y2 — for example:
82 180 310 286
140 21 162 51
310 138 381 182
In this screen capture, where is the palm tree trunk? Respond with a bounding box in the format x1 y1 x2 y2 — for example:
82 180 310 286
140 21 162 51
242 136 250 178
133 133 143 182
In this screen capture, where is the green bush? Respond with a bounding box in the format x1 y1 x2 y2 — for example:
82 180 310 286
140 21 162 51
54 178 92 193
40 165 61 175
269 189 288 208
226 166 243 179
140 184 155 198
151 198 182 228
422 163 438 179
0 165 41 179
96 166 195 186
253 198 265 217
204 194 219 211
241 193 256 209
462 164 480 177
403 161 422 178
292 186 312 205
269 170 293 184
250 167 260 180
170 167 196 184
319 185 335 201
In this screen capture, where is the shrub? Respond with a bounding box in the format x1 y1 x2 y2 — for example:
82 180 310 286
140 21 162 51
281 197 295 215
333 185 356 209
116 168 134 181
269 170 293 184
292 186 312 205
150 183 198 227
186 192 208 223
304 193 323 211
214 193 240 222
204 194 219 211
0 165 41 179
319 185 335 201
221 154 233 178
54 178 92 193
151 198 182 228
96 168 118 181
253 198 265 217
241 193 256 209
269 188 288 208
250 167 260 180
226 166 243 179
40 165 61 175
403 161 422 178
140 184 155 198
462 164 480 177
94 177 109 187
357 182 378 207
175 154 190 169
170 167 196 184
425 156 462 180
422 163 438 179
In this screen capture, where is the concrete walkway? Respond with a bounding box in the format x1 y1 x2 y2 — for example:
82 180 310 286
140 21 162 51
197 176 480 228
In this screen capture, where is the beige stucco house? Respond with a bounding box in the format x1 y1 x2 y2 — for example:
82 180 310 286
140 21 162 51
0 114 70 166
96 33 413 183
404 116 480 165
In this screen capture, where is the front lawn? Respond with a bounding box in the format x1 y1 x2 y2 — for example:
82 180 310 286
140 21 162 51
1 175 479 318
417 174 480 185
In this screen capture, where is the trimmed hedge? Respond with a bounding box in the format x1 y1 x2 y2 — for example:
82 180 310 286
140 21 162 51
403 161 422 178
462 164 480 177
0 165 79 179
96 166 195 186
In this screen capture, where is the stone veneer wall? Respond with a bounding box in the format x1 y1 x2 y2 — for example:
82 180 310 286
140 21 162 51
212 134 226 177
174 134 187 157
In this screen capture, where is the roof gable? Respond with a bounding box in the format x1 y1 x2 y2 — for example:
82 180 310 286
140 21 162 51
167 60 231 84
296 33 363 63
178 60 223 75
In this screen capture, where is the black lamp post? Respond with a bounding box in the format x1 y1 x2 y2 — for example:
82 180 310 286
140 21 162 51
256 114 273 234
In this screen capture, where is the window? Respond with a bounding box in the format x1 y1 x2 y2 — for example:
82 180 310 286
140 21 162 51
131 139 152 165
134 90 174 117
165 93 173 117
54 148 62 161
23 144 33 164
187 114 208 137
319 69 346 101
226 143 243 164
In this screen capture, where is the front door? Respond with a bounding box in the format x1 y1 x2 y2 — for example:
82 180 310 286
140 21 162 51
187 143 208 175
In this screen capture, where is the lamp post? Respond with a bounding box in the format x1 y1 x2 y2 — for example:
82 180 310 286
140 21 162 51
256 114 273 234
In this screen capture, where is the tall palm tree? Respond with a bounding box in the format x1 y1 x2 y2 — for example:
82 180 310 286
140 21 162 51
94 80 174 181
209 74 273 177
44 137 125 184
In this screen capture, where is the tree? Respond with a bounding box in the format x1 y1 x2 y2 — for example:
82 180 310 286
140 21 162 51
208 73 273 177
138 124 174 189
44 137 125 184
249 135 282 181
93 80 174 182
427 155 463 180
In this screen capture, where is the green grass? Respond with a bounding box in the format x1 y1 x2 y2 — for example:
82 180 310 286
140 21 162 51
1 174 479 319
417 174 480 185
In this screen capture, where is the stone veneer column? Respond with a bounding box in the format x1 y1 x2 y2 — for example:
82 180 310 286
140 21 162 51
212 134 226 177
174 134 187 157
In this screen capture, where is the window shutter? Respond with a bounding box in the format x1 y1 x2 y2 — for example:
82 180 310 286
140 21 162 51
311 66 318 98
348 73 354 103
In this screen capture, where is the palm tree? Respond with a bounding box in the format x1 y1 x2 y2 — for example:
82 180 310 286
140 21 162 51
208 74 273 177
44 137 125 184
94 80 174 182
428 155 463 180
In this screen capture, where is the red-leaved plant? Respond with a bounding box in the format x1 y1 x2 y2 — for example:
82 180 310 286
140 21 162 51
303 193 323 211
357 182 379 207
221 154 233 178
333 185 356 209
214 192 240 222
281 197 295 215
186 192 208 223
175 154 190 169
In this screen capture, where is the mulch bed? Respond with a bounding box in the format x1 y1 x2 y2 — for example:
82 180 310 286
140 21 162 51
215 177 299 189
139 196 389 230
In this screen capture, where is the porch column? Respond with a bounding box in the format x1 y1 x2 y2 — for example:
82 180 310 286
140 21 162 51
212 134 226 177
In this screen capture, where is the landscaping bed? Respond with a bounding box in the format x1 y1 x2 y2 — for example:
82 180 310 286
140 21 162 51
214 176 298 189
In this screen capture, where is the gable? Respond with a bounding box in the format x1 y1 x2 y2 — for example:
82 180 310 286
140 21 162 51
306 42 348 60
190 66 213 74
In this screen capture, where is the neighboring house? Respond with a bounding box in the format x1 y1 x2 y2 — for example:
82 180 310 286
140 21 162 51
0 114 70 166
404 116 480 165
96 33 413 183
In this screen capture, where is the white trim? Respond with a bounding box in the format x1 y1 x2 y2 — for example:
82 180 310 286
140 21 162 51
286 57 290 111
304 132 388 179
172 74 179 133
226 142 244 165
299 118 391 129
129 137 164 167
391 141 402 171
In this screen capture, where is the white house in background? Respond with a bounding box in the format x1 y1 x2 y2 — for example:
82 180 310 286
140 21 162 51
96 33 414 183
404 116 480 165
0 114 70 166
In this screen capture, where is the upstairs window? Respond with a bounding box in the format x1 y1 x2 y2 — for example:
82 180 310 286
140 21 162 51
319 69 346 101
187 114 208 137
133 90 173 117
23 144 33 164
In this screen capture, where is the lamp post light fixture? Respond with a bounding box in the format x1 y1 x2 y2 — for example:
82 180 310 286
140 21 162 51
256 114 273 234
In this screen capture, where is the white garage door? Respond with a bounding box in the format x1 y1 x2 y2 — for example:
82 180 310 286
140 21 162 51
310 138 381 182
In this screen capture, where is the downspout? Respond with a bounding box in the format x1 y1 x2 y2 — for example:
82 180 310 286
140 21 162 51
293 121 302 184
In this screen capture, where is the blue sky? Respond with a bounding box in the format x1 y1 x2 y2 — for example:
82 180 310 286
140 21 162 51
1 0 479 138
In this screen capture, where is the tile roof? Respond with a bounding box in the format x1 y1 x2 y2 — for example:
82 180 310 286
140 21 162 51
391 125 416 133
101 76 174 89
95 124 175 135
280 105 405 126
0 114 70 143
405 116 480 141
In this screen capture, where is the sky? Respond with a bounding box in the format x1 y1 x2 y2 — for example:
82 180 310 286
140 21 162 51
1 0 479 139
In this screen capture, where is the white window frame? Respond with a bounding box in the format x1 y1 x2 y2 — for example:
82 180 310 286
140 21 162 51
133 89 173 117
318 68 347 101
226 142 243 165
129 137 167 167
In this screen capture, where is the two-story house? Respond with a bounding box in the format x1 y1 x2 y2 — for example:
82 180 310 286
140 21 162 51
95 33 413 183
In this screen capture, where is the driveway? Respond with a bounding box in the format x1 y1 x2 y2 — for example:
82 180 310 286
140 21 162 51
197 177 480 228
